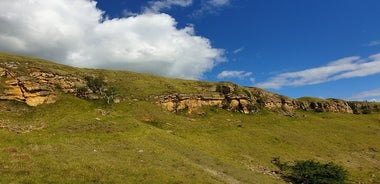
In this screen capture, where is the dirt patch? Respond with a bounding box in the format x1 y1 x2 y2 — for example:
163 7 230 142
60 121 120 133
0 120 45 134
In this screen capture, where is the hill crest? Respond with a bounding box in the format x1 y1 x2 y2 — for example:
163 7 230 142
1 52 380 183
0 52 378 114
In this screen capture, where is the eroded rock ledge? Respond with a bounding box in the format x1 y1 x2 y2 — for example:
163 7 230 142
1 61 378 114
158 83 377 114
0 62 85 106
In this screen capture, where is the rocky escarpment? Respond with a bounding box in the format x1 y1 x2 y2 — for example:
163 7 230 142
158 83 376 115
1 58 378 114
0 61 85 106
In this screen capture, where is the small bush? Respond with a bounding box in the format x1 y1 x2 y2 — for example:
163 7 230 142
84 76 106 94
216 85 231 95
272 157 348 184
347 102 360 114
83 75 117 104
247 104 260 112
315 108 325 113
104 86 117 104
76 87 89 98
242 89 252 98
362 108 372 114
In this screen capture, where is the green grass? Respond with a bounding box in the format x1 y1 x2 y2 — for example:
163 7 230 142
297 96 327 102
0 52 380 183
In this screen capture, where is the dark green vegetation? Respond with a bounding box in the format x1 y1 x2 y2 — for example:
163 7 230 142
82 75 118 104
272 157 348 184
0 53 380 183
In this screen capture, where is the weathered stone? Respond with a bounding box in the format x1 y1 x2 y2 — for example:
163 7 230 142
25 96 56 106
22 82 48 92
239 99 251 114
5 79 18 85
88 94 100 100
157 85 359 114
0 67 6 76
229 99 240 111
0 69 58 106
113 98 121 103
161 101 176 112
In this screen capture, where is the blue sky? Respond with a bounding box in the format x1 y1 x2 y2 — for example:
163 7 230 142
1 0 380 101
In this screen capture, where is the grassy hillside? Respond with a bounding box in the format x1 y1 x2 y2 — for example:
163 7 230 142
0 53 379 183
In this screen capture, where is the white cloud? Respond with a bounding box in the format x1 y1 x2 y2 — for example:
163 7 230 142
368 40 380 47
257 53 380 89
350 89 380 101
192 0 231 16
122 9 138 17
0 0 224 79
208 0 230 7
217 70 252 79
232 47 244 54
144 0 230 16
144 0 193 13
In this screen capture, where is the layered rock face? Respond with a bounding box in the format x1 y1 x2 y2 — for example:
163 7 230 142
0 60 377 114
158 83 357 114
159 94 226 114
159 84 254 114
0 62 84 106
0 76 56 106
295 98 353 113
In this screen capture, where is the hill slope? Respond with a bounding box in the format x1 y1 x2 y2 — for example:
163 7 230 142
0 52 379 183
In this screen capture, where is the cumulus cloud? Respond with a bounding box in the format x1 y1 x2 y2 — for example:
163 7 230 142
350 88 380 101
144 0 193 13
257 53 380 89
217 70 252 79
0 0 224 79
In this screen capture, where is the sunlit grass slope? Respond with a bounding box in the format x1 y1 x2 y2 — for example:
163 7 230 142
0 53 379 183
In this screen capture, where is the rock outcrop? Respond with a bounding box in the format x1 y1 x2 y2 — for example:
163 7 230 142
0 76 56 106
0 62 85 106
159 94 226 114
295 98 353 113
158 83 360 115
1 59 378 114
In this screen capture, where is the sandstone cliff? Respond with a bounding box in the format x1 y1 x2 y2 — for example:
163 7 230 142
0 61 85 106
1 57 378 115
158 83 378 115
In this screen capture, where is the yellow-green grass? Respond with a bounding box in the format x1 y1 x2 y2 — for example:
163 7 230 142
0 52 379 183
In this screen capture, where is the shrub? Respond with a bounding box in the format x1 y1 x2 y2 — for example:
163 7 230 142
104 86 117 104
242 88 252 98
347 102 360 114
83 75 117 104
84 76 106 94
361 108 372 114
216 85 231 95
272 157 348 184
76 87 89 98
